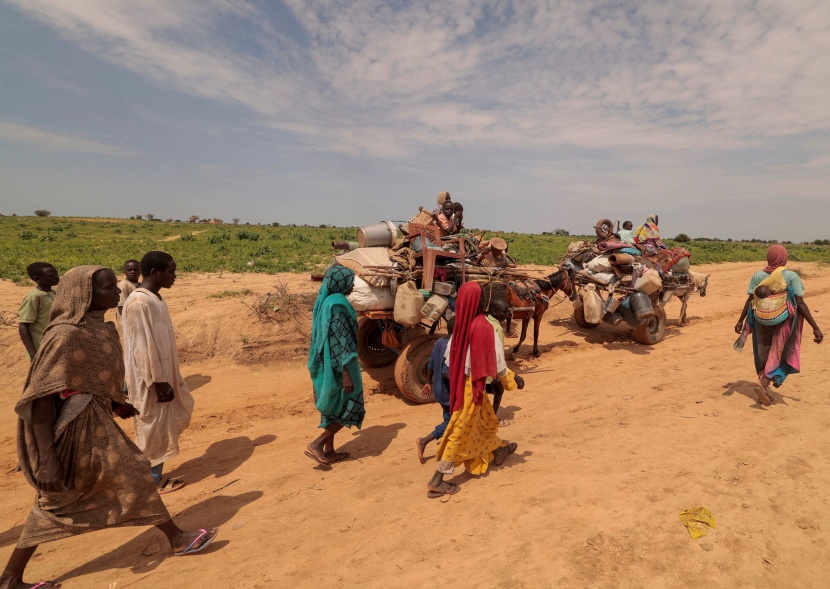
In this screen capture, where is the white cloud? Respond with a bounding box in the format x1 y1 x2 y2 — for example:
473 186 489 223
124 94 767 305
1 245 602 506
0 120 135 155
4 0 830 160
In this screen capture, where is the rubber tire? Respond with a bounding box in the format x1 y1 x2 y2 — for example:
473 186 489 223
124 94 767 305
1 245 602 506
573 303 600 329
394 335 441 404
357 317 398 368
594 218 614 240
632 304 667 345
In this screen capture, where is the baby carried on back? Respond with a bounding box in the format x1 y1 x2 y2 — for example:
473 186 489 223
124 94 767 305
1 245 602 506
752 268 790 326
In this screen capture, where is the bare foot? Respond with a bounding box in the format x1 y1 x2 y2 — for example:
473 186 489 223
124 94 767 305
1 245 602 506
415 437 428 464
756 377 772 406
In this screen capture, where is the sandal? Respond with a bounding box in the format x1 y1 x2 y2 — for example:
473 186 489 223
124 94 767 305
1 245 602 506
427 481 460 498
493 442 518 466
325 451 350 464
174 528 219 556
157 478 185 495
304 449 331 466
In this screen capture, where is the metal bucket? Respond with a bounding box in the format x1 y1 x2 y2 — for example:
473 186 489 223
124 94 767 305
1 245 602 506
629 291 655 320
357 221 397 248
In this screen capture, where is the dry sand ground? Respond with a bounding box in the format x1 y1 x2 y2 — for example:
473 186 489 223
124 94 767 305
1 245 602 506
0 262 829 589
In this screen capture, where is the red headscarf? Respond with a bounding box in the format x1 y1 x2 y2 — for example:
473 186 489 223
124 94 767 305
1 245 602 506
764 245 788 273
448 282 498 413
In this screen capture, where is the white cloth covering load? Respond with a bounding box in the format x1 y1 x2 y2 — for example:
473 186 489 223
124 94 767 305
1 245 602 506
122 288 195 467
348 276 395 311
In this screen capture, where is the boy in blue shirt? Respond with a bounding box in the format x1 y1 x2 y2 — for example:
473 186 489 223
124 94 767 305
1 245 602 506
415 318 454 463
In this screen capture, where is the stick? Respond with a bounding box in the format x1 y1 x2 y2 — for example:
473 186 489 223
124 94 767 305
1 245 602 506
212 478 240 493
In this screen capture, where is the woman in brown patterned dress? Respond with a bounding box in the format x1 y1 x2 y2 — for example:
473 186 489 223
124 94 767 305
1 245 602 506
0 266 218 589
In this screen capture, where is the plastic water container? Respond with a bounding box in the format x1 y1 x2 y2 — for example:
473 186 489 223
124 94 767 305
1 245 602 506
421 294 449 322
629 291 655 320
432 281 456 296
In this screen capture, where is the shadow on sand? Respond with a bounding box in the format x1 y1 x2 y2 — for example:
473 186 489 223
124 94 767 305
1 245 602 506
57 490 263 582
722 380 801 409
185 373 212 392
169 435 276 486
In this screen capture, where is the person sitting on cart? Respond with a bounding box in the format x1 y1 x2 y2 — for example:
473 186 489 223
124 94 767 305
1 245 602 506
437 200 464 235
617 221 636 244
634 214 666 249
435 191 451 215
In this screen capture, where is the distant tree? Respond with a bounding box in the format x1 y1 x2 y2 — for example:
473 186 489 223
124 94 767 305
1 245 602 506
188 215 200 223
232 218 240 225
673 233 691 242
34 210 52 217
212 218 224 224
553 228 569 236
272 222 280 227
135 214 143 220
164 218 173 223
146 213 155 220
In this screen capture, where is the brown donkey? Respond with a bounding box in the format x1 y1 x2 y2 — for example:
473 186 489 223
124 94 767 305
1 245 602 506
505 270 572 357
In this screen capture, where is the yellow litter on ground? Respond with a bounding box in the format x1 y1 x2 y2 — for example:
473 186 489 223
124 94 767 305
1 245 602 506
679 507 716 539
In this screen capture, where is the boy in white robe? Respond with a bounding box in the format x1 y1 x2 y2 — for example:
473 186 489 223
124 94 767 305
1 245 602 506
122 251 194 494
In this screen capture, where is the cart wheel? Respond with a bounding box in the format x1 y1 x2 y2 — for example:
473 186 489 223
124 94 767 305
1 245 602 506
394 335 441 404
594 218 614 240
573 303 600 329
357 317 398 368
633 304 667 345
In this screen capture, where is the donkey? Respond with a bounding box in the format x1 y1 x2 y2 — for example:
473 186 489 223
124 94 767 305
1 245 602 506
504 270 572 357
675 271 710 325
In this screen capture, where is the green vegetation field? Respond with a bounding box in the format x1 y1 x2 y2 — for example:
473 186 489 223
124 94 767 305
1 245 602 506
1 216 828 283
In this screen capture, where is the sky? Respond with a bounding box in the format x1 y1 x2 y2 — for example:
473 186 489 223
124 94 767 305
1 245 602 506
1 0 829 242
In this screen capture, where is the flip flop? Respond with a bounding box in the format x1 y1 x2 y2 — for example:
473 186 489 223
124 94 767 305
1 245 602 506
325 451 350 464
29 582 60 589
755 386 772 406
174 528 219 556
304 450 331 466
157 478 185 495
498 418 511 427
493 442 518 466
427 482 460 498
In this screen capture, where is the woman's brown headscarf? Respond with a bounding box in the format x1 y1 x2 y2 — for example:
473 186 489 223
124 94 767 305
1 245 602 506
764 245 788 273
16 265 125 423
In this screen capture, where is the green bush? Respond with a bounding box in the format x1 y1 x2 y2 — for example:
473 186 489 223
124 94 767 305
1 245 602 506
237 230 260 241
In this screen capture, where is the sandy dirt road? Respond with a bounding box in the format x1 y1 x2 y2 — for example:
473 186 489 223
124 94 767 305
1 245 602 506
0 261 828 588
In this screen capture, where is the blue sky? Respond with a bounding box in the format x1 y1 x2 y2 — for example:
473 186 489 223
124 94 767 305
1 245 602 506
1 0 829 241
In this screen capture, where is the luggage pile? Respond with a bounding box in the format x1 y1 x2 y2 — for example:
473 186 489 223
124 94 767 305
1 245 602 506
560 220 708 345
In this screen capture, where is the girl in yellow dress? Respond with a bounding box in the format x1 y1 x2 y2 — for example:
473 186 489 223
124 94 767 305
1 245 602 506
427 281 524 497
